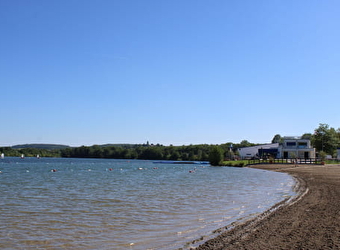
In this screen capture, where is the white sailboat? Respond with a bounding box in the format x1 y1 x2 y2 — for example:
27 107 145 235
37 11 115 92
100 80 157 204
0 153 4 159
21 154 25 159
37 154 40 159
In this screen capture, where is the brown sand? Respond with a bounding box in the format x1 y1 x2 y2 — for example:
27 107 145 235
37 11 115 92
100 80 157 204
196 164 340 250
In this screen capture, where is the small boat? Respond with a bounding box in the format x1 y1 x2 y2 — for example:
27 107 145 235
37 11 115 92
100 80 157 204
37 154 40 159
21 154 25 159
0 153 4 159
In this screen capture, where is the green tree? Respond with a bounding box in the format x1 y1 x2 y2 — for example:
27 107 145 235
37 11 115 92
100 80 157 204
301 133 312 140
271 134 282 143
169 151 180 160
312 123 340 154
89 145 103 158
139 147 163 160
239 140 252 147
102 147 113 158
209 146 224 166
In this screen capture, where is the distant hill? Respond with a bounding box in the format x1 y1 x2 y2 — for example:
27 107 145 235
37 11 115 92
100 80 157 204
10 143 156 150
12 144 71 150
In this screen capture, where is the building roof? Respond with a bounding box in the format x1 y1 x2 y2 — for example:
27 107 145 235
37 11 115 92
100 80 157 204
283 136 302 140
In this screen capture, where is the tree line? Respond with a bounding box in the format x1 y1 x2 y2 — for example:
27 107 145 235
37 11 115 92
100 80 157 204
0 141 253 163
2 123 339 164
59 143 238 161
0 147 61 158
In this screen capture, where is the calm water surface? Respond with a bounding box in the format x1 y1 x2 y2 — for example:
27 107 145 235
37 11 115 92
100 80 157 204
0 158 295 249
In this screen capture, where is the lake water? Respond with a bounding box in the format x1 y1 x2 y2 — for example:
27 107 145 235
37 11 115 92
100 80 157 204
0 158 295 249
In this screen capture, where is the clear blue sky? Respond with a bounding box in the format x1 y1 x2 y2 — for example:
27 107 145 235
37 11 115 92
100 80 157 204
1 0 340 146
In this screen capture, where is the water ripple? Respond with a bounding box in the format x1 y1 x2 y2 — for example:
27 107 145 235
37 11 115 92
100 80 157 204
0 158 295 250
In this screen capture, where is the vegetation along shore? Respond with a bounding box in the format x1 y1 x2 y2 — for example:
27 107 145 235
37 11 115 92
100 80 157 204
1 123 339 165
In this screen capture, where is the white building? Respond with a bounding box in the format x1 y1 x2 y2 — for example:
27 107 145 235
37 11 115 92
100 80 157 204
277 136 315 159
238 137 316 160
238 143 278 159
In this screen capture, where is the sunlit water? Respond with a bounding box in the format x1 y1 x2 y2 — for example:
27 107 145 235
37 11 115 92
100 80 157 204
0 158 295 249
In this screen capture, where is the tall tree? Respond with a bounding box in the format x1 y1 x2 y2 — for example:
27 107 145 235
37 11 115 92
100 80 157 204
312 123 340 155
271 134 282 143
209 146 224 166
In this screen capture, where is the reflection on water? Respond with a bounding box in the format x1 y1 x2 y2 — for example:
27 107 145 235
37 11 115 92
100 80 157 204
0 158 295 249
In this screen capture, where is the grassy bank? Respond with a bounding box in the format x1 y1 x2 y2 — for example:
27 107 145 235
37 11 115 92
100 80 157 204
221 158 332 167
221 160 248 167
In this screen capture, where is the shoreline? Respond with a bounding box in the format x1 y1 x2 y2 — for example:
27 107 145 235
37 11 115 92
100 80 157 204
195 164 340 249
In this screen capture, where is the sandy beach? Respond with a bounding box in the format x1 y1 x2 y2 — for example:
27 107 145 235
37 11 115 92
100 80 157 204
196 164 340 250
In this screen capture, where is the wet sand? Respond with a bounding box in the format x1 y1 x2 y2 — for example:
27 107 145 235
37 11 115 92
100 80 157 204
196 164 340 250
